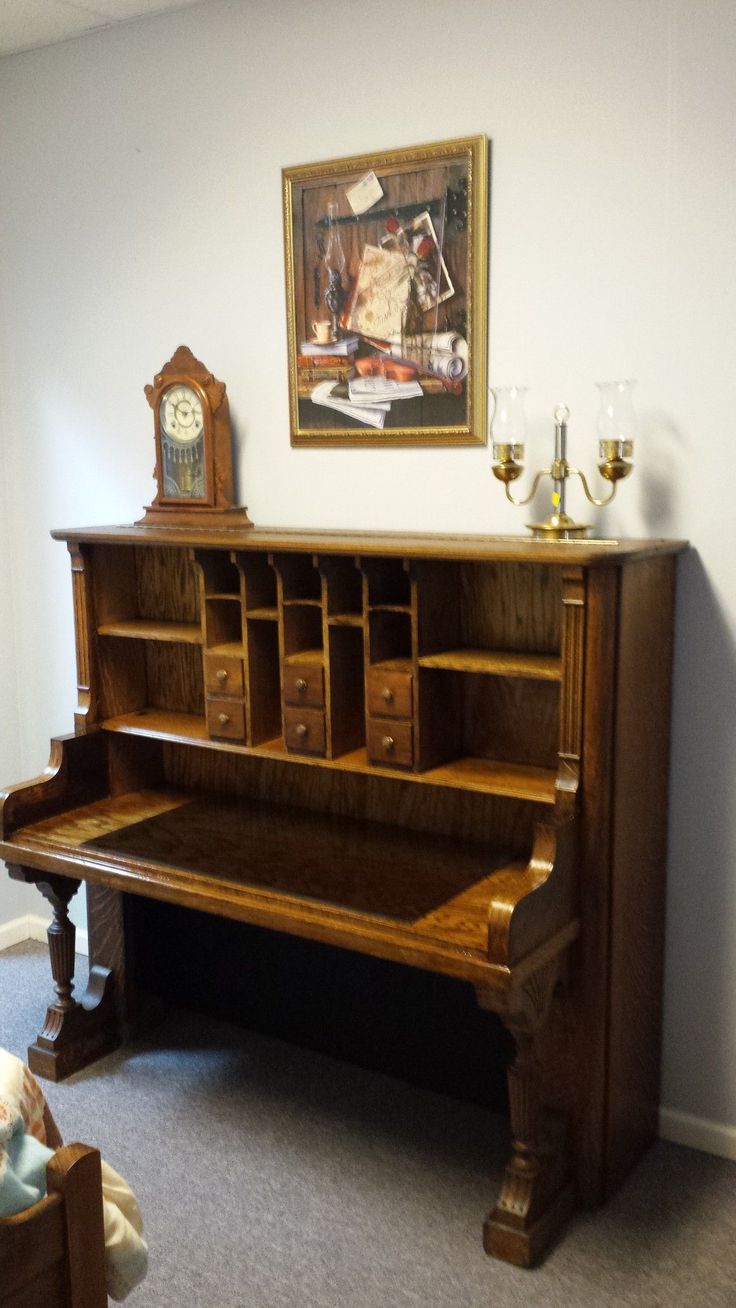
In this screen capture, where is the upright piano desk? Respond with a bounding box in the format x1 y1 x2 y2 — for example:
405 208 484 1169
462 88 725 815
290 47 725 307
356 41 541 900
0 525 685 1266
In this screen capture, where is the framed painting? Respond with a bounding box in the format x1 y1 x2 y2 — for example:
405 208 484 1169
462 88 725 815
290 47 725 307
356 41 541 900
282 135 489 447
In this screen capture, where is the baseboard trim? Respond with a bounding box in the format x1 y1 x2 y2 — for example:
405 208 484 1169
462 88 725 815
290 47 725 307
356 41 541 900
0 914 89 956
659 1106 736 1161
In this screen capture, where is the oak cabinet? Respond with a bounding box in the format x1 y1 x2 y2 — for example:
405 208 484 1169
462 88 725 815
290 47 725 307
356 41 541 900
0 524 685 1267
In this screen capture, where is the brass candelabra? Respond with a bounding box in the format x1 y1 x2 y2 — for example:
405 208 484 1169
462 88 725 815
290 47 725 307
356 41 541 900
490 382 636 539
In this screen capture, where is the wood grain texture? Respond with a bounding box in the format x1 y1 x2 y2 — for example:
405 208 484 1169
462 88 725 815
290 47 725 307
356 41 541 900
161 740 540 850
97 619 201 643
0 733 109 841
68 543 97 733
0 1144 107 1308
2 524 686 1269
556 567 586 819
574 565 619 1204
480 958 574 1267
6 788 536 988
604 555 677 1194
139 346 252 526
135 544 200 623
418 649 562 679
52 524 688 566
101 712 559 802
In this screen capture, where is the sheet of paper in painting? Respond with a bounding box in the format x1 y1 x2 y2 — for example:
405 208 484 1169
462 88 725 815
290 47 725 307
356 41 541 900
310 380 389 429
346 245 411 341
346 171 384 215
348 375 423 403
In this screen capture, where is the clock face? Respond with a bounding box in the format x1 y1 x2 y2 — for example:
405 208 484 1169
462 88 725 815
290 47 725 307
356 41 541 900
161 384 204 444
159 382 207 500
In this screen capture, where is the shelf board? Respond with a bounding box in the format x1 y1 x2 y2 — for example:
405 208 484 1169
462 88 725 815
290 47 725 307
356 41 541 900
105 710 209 744
102 712 556 804
418 649 562 680
283 597 322 607
369 603 412 614
326 750 557 804
247 607 279 621
283 648 324 665
97 619 202 645
328 613 364 627
206 592 241 602
370 657 413 672
423 756 557 802
207 641 245 657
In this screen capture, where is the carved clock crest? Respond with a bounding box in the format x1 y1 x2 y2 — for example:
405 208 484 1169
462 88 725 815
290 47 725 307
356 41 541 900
138 345 253 529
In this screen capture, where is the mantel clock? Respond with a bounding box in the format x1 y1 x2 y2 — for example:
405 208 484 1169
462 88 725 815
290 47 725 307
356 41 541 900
138 345 252 528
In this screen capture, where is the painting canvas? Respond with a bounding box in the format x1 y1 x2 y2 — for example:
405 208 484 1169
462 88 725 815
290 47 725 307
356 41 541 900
282 136 488 446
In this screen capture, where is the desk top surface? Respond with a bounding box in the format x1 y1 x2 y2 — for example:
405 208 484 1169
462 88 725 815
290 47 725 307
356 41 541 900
51 522 688 565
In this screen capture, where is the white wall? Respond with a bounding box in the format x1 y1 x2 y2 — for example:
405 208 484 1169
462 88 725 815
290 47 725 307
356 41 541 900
0 444 37 928
1 0 735 1143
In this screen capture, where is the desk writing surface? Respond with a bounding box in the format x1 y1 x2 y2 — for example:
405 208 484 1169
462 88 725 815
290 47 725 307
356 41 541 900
6 787 522 969
84 793 505 924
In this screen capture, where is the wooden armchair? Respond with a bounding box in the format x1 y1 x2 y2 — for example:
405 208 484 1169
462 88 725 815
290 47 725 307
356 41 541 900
0 1143 107 1308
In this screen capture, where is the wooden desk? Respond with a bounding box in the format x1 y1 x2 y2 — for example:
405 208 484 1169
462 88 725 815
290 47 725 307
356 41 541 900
0 525 685 1266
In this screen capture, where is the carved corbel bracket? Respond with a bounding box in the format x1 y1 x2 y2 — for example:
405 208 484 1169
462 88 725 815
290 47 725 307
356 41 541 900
7 865 120 1082
476 955 576 1267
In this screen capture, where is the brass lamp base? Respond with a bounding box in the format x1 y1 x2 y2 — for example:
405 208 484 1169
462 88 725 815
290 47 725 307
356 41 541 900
527 512 590 541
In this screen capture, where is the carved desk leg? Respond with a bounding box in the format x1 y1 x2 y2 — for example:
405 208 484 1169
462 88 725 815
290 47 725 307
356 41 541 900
476 958 576 1267
7 865 120 1082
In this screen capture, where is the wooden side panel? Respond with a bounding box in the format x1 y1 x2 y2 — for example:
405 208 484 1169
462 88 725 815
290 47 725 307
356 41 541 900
48 1144 107 1308
0 734 110 841
575 565 619 1205
604 554 677 1193
0 1145 107 1308
0 1196 67 1307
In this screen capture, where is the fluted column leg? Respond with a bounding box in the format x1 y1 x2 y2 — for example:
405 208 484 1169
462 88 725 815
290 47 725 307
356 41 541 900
40 876 78 1012
8 865 120 1082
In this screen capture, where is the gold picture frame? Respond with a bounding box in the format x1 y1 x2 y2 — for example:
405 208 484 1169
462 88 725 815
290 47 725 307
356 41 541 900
282 134 489 447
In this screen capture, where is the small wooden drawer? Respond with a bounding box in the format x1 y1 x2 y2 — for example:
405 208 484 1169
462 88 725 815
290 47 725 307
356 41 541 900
283 705 326 755
204 653 244 697
283 662 325 708
367 719 414 768
367 668 413 719
206 696 246 741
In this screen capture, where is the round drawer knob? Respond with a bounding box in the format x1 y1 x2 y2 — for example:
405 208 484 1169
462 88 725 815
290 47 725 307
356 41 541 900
382 735 395 753
295 722 308 738
381 687 394 703
216 668 229 684
295 678 308 693
218 713 230 726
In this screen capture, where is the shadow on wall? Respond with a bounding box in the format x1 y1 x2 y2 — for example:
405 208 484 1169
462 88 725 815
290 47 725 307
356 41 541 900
637 410 686 532
662 547 736 1120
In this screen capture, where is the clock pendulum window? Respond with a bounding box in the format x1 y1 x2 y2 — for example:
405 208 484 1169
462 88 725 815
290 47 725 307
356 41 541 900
160 384 206 500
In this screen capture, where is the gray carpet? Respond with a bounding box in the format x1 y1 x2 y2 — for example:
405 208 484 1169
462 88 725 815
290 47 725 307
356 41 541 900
2 942 735 1307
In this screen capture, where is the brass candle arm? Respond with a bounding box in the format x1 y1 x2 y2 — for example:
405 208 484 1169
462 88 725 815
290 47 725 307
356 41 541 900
563 465 625 508
497 464 621 511
495 465 552 508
